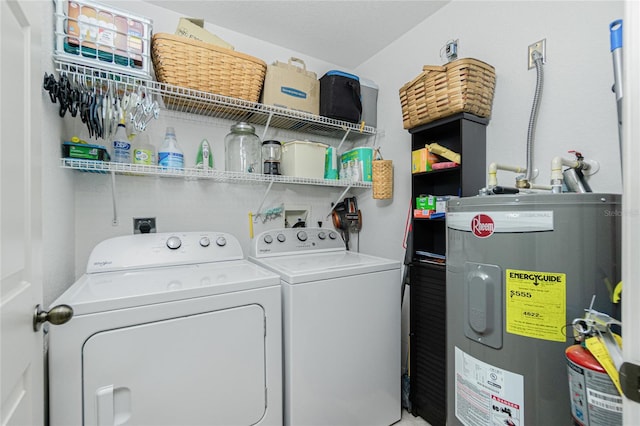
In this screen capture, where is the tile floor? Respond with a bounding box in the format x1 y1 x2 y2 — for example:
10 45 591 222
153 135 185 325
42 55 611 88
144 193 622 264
395 409 432 425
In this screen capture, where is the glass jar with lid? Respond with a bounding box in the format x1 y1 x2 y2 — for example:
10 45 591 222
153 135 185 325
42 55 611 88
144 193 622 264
224 122 261 173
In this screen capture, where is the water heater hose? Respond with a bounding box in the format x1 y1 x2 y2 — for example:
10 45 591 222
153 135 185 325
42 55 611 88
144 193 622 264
525 51 545 182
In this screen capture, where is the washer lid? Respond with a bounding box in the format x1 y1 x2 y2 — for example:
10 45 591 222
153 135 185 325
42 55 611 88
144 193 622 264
250 251 400 284
54 260 280 316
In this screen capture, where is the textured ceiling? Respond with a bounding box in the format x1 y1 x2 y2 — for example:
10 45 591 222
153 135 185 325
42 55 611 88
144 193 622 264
148 1 448 68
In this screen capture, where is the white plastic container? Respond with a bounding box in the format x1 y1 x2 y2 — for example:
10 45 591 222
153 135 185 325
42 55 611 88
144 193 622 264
281 140 328 179
132 133 156 166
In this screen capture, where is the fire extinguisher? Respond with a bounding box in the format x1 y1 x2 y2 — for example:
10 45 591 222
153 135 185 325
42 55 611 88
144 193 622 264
566 306 623 426
566 345 622 426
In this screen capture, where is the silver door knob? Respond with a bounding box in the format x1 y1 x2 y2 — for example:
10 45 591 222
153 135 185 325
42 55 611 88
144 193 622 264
33 304 73 331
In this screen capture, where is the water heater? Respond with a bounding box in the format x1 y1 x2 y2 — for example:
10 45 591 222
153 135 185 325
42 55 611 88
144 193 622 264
446 193 621 426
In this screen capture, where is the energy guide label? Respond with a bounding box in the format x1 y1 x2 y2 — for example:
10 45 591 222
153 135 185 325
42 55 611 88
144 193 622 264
506 269 566 342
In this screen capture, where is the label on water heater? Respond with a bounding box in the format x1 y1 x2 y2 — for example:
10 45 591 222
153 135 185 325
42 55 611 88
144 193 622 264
447 211 554 235
506 268 567 342
471 214 495 238
455 347 524 426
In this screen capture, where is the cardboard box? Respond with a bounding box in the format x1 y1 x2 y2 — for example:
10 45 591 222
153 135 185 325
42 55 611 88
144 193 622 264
416 195 435 210
414 209 431 219
175 18 234 50
412 148 427 173
416 195 459 214
261 58 319 115
412 148 440 173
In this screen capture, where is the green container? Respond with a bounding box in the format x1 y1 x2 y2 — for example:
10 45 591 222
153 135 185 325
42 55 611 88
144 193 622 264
416 195 436 210
340 147 373 182
62 142 110 161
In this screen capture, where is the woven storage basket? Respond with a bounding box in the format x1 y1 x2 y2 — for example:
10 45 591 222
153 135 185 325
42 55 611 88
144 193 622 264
151 33 267 102
372 149 393 200
399 58 495 129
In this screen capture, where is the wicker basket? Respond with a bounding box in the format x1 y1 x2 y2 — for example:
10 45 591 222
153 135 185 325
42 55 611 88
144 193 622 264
399 58 495 129
372 149 393 200
151 33 267 102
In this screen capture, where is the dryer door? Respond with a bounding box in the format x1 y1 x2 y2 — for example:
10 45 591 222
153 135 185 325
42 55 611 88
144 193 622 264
82 304 266 426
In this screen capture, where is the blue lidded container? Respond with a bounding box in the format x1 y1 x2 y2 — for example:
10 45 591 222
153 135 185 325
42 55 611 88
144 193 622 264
319 70 362 123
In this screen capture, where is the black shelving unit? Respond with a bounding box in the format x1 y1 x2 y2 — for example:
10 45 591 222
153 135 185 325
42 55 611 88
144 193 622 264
408 112 487 426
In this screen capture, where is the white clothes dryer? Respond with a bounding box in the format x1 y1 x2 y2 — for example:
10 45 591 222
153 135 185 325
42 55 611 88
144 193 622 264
249 228 402 426
48 232 282 426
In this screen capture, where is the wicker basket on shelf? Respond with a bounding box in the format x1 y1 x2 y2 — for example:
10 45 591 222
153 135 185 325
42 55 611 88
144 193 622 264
399 58 496 129
151 33 267 103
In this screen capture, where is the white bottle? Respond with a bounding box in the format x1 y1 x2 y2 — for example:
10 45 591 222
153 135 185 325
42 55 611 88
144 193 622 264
132 133 156 166
112 123 132 163
158 127 184 169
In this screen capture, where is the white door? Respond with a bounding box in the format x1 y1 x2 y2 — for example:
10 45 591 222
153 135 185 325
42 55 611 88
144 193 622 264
0 0 45 425
623 1 640 422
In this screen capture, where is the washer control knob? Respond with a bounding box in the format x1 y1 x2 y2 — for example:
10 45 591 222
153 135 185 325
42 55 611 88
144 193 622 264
297 231 308 241
166 236 182 250
199 237 210 247
264 235 273 244
328 231 338 240
277 233 286 243
318 231 327 240
216 236 227 247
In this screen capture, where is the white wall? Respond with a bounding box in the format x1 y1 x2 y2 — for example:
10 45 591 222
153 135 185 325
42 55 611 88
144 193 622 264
355 0 623 262
40 0 77 305
42 1 624 306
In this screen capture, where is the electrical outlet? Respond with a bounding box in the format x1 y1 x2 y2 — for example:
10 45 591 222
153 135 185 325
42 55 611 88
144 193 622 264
445 39 458 62
528 39 546 69
133 217 156 234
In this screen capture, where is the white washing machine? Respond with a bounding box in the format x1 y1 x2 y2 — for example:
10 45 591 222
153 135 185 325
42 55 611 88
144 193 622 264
48 232 282 426
249 228 402 426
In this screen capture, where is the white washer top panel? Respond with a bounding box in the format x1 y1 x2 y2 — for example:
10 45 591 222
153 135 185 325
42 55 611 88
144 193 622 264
251 228 345 258
87 231 243 273
251 250 400 284
54 260 280 316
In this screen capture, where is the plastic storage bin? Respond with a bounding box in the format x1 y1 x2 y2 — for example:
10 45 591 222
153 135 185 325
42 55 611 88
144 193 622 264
53 0 153 79
359 77 378 128
281 140 328 179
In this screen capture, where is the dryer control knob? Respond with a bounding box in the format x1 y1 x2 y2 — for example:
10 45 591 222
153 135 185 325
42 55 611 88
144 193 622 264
166 236 182 250
199 237 210 247
297 231 308 241
264 235 273 244
329 231 338 240
318 231 326 240
277 233 286 243
216 237 227 247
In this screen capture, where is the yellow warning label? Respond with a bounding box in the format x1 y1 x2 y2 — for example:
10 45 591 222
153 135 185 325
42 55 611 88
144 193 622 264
506 269 566 342
585 335 623 396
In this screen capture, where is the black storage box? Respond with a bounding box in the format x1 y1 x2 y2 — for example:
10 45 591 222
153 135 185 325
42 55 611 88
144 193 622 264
320 70 362 123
